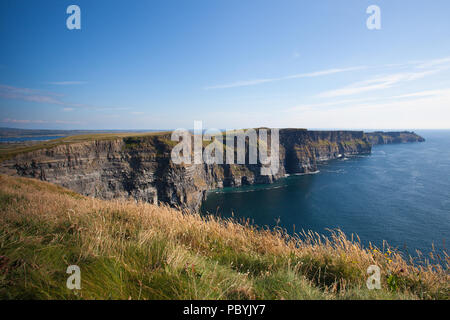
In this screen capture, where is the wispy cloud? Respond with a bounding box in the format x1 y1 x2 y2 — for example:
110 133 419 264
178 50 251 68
287 98 371 112
0 84 127 111
282 88 450 129
45 81 87 85
415 56 450 69
390 88 450 99
380 57 450 70
2 118 46 124
204 66 366 90
288 88 450 113
2 118 84 125
309 56 450 99
0 84 65 105
317 69 444 98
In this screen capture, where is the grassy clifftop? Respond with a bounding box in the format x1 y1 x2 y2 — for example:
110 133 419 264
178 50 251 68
0 174 448 300
0 131 172 162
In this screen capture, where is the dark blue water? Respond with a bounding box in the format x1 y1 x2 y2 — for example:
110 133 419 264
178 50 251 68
201 130 450 257
0 136 66 142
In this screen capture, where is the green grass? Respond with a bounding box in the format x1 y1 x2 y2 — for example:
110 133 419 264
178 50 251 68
0 131 172 162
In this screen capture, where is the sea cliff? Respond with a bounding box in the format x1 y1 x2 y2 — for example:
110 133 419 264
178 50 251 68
0 129 422 210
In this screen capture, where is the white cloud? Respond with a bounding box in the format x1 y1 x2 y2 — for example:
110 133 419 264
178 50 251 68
287 98 373 112
46 81 87 85
288 88 450 113
0 84 126 111
204 56 450 91
2 118 46 124
390 88 450 99
283 88 450 129
317 69 444 98
2 118 84 125
204 66 366 89
0 84 64 104
415 56 450 69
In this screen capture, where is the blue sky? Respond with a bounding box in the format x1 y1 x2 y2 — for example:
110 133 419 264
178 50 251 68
1 0 450 130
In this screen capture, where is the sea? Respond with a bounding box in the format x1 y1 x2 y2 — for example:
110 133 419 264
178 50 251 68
0 136 66 142
201 130 450 260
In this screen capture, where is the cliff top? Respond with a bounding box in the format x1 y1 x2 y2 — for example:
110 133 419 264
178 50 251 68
0 129 425 162
0 130 172 162
0 128 352 162
365 131 425 144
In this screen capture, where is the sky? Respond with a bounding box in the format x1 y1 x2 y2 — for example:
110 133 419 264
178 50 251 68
1 0 450 130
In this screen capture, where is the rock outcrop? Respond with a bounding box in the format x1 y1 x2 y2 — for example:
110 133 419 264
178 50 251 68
0 129 405 211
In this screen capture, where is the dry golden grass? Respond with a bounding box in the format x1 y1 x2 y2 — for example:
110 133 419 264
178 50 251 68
0 174 448 300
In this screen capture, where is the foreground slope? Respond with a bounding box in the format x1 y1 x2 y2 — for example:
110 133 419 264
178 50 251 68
0 174 447 300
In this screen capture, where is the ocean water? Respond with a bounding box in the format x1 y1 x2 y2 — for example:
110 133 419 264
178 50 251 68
201 130 450 258
0 136 66 142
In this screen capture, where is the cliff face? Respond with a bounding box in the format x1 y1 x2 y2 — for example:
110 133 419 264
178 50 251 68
366 131 425 145
279 129 370 173
0 129 371 211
